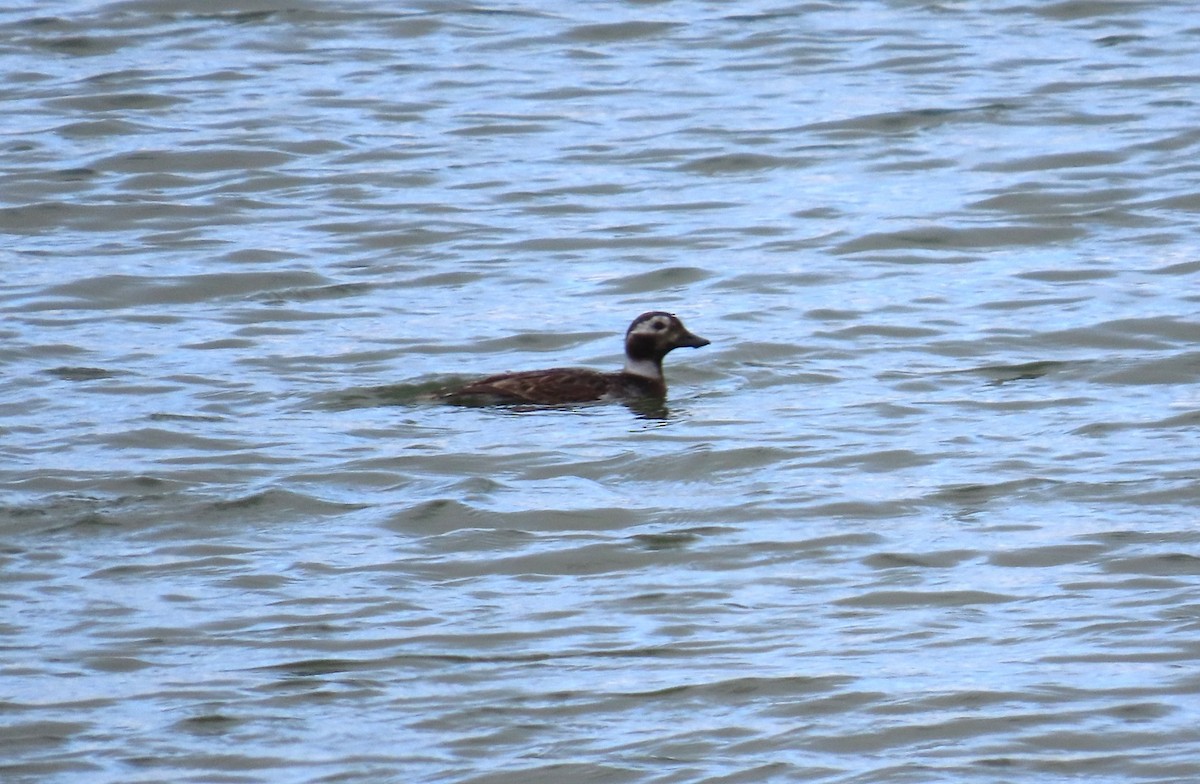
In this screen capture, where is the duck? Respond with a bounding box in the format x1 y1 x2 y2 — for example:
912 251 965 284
440 311 710 405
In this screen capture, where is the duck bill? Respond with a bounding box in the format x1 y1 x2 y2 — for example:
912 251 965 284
678 331 710 349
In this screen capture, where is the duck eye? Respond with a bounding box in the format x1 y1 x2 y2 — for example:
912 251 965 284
653 320 667 331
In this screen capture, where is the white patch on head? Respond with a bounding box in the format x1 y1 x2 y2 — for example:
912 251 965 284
630 314 673 336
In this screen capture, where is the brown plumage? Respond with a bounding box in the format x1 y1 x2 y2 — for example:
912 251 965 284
440 312 710 406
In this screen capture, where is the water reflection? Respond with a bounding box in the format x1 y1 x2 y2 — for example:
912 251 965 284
3 1 1199 782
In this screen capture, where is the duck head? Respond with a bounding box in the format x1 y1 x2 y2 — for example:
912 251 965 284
623 311 710 379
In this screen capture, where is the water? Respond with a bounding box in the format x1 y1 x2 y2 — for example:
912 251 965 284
3 1 1200 782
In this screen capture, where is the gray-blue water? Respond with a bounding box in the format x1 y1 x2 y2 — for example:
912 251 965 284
3 2 1200 782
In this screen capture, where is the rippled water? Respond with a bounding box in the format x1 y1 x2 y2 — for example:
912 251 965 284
4 1 1200 782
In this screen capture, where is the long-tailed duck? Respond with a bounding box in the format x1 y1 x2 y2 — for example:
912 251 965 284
441 311 709 405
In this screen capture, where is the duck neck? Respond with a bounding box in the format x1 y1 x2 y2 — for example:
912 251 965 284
623 355 664 380
624 332 668 380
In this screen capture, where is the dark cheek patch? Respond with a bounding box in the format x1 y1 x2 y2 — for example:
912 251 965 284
626 334 659 361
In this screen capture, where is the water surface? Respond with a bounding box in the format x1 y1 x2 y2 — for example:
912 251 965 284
3 2 1200 782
